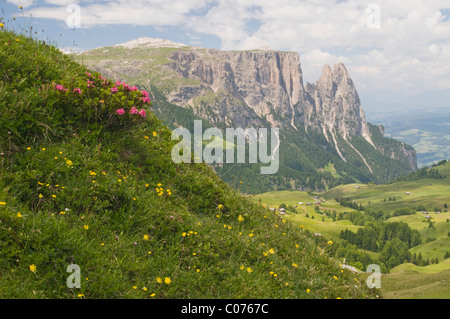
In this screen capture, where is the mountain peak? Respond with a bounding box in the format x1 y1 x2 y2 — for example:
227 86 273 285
114 37 188 49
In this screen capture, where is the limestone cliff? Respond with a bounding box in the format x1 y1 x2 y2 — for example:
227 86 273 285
75 38 418 187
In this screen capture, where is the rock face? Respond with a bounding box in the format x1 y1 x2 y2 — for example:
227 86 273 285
158 47 416 170
165 50 366 135
165 49 304 130
75 39 418 188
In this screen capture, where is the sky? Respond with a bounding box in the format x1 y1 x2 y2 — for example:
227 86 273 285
1 0 450 115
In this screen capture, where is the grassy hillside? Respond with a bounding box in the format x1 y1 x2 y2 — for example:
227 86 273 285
381 259 450 299
256 162 450 298
0 30 376 299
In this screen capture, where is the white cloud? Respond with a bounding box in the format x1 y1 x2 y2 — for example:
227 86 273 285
19 0 450 96
6 0 35 7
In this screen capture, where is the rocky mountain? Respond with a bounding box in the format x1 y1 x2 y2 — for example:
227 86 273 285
73 38 417 193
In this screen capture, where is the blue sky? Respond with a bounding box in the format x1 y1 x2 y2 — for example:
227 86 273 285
2 0 450 115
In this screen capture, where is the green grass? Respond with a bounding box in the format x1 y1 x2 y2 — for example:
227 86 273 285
0 29 377 299
254 166 450 298
254 191 362 241
381 259 450 299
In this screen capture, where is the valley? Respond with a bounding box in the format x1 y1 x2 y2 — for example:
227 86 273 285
255 160 450 298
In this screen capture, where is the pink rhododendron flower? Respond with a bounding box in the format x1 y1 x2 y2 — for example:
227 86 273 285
130 106 139 114
111 86 118 93
85 71 91 77
116 108 125 115
55 84 67 91
123 84 131 91
116 80 122 86
73 88 82 94
130 86 138 91
139 109 147 118
87 80 94 88
142 90 149 97
142 97 151 103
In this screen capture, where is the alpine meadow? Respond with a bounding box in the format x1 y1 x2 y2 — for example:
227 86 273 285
1 0 449 303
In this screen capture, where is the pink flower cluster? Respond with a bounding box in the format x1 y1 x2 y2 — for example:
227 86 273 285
116 106 147 118
55 84 81 95
141 90 151 103
55 84 68 92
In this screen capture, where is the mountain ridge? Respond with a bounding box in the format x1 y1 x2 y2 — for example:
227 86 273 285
74 38 417 192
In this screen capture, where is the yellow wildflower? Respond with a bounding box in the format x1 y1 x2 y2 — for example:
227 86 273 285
217 204 224 210
29 264 37 273
77 294 84 298
156 277 163 284
246 267 252 273
143 234 149 240
240 265 245 270
153 132 158 137
132 286 137 290
292 263 298 268
238 215 244 222
306 289 311 294
17 212 22 218
0 202 6 205
327 240 333 245
150 293 156 298
164 277 171 284
83 225 89 230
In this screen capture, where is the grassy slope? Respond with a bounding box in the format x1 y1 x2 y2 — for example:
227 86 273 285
0 30 375 299
255 163 450 298
254 191 378 260
381 259 450 299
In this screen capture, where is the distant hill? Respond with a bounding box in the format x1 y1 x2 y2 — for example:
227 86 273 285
367 107 450 167
255 160 450 298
